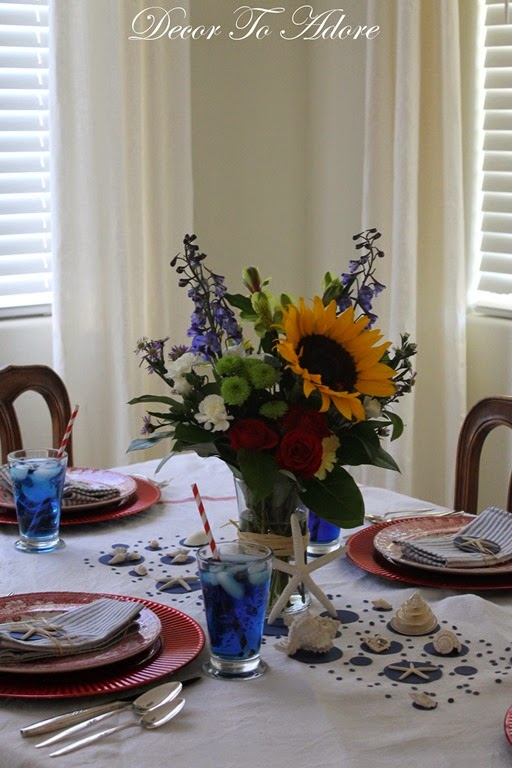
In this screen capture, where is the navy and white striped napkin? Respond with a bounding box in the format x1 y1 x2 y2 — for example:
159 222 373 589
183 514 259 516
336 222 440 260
0 597 142 664
395 507 512 568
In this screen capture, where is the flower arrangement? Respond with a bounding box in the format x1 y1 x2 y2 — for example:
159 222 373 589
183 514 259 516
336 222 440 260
128 229 416 530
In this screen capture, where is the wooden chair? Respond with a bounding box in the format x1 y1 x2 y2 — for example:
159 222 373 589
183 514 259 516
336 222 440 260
453 396 512 516
0 364 74 465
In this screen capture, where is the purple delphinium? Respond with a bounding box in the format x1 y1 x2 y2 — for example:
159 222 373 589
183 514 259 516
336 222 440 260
338 228 386 327
171 235 243 361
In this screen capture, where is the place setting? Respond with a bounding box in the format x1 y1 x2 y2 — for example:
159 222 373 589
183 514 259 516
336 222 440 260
346 505 512 590
0 591 205 699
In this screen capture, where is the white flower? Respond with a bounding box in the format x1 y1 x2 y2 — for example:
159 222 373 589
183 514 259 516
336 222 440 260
167 351 199 379
363 396 382 419
195 394 233 432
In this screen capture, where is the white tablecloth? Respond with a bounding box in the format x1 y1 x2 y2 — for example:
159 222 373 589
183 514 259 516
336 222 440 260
0 453 510 767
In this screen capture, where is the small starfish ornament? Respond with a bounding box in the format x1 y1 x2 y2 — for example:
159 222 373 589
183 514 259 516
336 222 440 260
387 661 439 681
158 575 199 591
267 512 346 624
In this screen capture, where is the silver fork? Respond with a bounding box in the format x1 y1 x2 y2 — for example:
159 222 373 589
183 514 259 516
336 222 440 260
365 509 462 524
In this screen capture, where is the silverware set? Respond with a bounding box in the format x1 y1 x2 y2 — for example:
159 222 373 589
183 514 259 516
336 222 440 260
21 677 198 757
364 508 465 524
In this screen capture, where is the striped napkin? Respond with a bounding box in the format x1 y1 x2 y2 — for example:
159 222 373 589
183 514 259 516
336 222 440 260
0 598 142 664
0 465 121 506
395 507 512 568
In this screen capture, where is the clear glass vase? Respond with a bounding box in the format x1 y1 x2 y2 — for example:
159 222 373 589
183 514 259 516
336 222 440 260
234 476 310 619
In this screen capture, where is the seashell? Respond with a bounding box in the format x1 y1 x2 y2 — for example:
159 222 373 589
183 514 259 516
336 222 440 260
433 629 461 655
170 552 189 564
363 635 392 653
128 551 141 561
275 610 340 656
390 592 437 636
112 546 127 554
409 692 438 710
134 564 148 576
149 540 161 550
371 598 393 611
108 553 126 565
183 530 209 546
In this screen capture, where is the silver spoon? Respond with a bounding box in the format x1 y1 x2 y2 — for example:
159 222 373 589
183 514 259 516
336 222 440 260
48 698 186 757
33 680 183 746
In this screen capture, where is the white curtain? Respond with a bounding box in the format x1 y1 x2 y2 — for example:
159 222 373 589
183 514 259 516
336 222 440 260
49 0 193 468
354 0 467 507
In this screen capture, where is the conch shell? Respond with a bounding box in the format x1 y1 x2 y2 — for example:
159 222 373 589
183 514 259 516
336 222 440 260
390 592 437 636
433 629 461 655
275 610 340 656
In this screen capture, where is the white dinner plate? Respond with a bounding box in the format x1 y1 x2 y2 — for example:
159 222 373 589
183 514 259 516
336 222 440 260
373 515 512 576
0 593 162 674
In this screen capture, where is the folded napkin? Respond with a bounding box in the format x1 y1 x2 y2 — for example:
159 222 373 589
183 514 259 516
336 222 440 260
0 465 121 506
0 597 142 664
395 507 512 568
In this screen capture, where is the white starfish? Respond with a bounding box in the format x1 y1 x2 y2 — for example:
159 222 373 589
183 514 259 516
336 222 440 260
158 575 199 591
387 661 439 681
267 512 346 624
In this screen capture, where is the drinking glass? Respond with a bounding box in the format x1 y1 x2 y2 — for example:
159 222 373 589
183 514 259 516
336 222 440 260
197 540 273 680
7 449 67 553
307 511 341 555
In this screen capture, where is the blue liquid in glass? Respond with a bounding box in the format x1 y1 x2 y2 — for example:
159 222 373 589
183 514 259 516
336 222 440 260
308 511 340 544
199 555 271 661
10 459 66 547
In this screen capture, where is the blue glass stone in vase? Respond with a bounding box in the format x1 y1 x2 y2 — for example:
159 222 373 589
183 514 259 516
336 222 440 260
307 511 340 555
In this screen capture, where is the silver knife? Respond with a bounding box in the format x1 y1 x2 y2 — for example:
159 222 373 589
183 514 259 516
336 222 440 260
48 698 185 757
21 676 200 737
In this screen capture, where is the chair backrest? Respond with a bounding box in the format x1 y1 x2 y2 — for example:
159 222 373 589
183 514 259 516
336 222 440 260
0 365 73 465
453 396 512 516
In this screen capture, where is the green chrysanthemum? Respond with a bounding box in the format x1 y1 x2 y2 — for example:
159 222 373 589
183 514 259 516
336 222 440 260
249 362 278 389
216 355 246 377
220 376 251 406
259 401 289 419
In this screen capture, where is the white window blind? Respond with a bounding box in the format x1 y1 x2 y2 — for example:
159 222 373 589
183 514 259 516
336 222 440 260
473 0 512 316
0 0 51 319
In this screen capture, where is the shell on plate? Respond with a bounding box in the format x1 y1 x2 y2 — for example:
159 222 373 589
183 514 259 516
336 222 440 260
183 530 210 546
363 635 391 653
390 592 437 636
433 629 461 655
410 692 437 710
108 552 127 564
371 598 393 611
275 610 340 656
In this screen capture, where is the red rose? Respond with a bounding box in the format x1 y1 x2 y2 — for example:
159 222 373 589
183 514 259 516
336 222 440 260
275 428 323 478
229 418 279 451
279 405 330 438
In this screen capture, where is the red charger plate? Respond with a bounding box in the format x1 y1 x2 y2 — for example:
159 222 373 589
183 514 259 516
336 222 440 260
346 520 512 590
0 591 205 699
0 476 160 526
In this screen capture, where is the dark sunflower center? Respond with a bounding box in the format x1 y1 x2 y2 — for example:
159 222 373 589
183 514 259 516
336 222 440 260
298 334 357 392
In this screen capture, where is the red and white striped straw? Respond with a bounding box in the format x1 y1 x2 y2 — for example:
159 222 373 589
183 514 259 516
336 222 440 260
57 404 79 458
191 483 221 560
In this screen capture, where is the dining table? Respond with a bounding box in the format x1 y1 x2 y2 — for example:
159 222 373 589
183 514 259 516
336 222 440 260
0 451 511 767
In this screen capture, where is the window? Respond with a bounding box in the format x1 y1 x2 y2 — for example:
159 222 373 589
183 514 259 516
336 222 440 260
0 0 51 319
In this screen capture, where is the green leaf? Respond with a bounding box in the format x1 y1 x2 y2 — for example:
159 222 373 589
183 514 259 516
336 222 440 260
174 422 218 444
237 449 279 503
127 432 175 452
372 445 401 472
385 411 404 441
128 394 179 407
225 292 254 314
299 466 364 528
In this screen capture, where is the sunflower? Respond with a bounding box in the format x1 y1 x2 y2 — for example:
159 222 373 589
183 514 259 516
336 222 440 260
275 296 396 421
